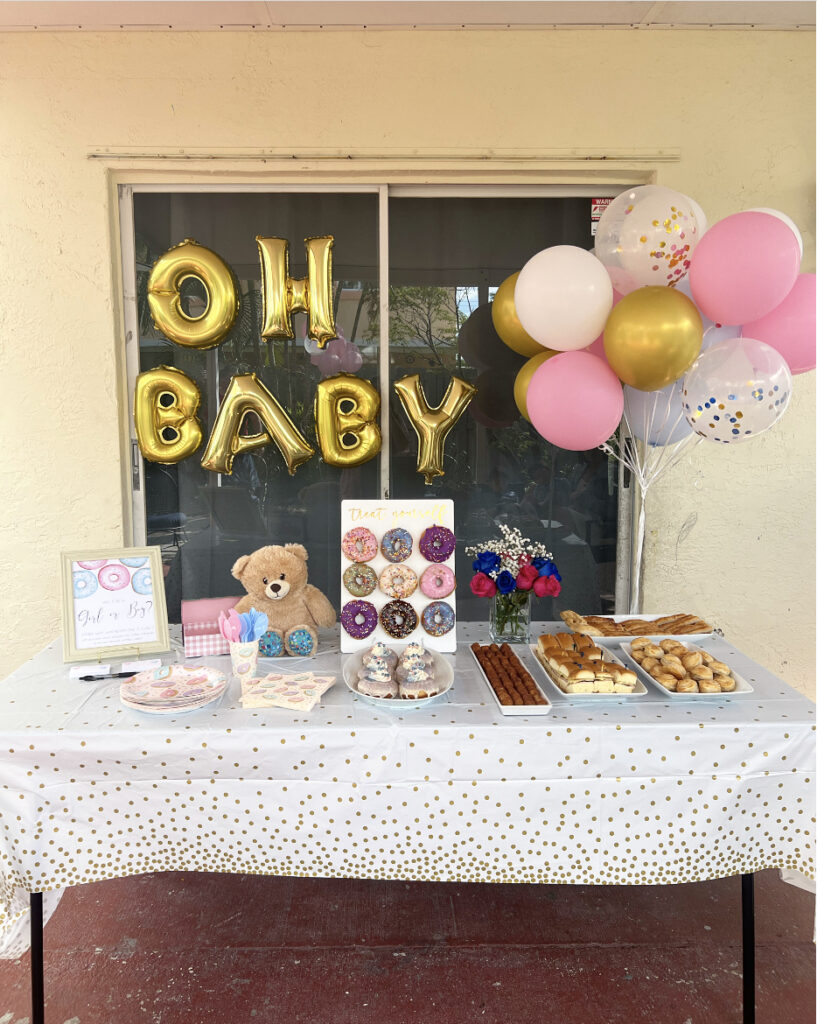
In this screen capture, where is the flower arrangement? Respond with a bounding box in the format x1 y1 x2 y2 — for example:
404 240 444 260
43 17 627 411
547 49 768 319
466 524 561 642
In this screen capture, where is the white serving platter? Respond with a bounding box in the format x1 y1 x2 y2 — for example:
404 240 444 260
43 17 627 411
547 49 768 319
468 645 552 717
342 646 453 710
617 638 754 699
559 613 716 644
529 644 648 701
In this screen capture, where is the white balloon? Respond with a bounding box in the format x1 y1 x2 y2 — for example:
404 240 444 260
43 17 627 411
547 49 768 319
595 185 701 294
748 208 804 259
624 381 693 447
514 245 613 351
682 337 792 443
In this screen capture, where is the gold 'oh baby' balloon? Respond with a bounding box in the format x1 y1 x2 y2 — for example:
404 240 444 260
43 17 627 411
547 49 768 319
314 374 381 468
257 236 337 348
201 373 315 476
133 365 204 464
604 286 703 391
393 374 477 484
147 239 239 349
491 272 544 358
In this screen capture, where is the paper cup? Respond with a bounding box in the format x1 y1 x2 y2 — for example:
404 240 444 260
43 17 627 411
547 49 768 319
229 640 259 678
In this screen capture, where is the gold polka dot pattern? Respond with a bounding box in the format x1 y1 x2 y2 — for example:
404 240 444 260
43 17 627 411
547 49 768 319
0 628 814 950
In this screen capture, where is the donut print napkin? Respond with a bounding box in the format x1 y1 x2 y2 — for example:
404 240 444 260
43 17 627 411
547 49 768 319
240 672 336 711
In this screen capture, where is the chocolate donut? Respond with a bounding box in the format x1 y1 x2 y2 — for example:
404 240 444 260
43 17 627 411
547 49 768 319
379 599 418 639
340 599 378 639
419 525 456 563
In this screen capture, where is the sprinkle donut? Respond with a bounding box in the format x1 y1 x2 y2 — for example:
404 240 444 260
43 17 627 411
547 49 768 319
98 564 131 591
341 527 378 563
379 564 418 600
420 564 456 599
380 600 418 639
343 564 378 598
131 567 153 596
72 570 98 599
419 525 456 563
421 600 456 637
341 599 378 639
380 528 413 563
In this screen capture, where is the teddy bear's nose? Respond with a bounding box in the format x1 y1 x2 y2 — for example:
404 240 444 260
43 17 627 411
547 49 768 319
270 583 281 593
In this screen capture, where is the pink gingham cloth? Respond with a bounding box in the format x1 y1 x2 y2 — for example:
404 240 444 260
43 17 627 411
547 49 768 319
181 597 240 658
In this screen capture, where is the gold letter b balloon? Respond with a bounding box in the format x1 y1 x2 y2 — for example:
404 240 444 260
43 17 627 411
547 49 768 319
315 374 381 468
393 374 476 484
133 365 203 464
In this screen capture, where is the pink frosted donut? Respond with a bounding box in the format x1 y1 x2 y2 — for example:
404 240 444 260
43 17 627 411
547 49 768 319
341 527 378 563
98 563 130 591
420 564 456 599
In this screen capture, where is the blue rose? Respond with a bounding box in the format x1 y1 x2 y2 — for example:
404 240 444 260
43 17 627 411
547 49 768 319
495 570 517 594
535 559 561 581
472 550 501 575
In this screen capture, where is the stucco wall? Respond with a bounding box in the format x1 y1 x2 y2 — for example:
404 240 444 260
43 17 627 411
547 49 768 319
0 29 814 695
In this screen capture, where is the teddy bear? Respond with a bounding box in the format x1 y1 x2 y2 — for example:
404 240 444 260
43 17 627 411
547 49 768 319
231 543 336 657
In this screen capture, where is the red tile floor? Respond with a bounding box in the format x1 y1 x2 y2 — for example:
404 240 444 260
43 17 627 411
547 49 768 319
0 869 813 1024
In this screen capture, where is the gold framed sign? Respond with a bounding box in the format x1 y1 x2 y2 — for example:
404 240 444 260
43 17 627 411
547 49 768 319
60 547 170 663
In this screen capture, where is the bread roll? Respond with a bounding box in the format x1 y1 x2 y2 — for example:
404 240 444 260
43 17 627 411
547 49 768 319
630 649 646 664
630 637 651 650
655 671 679 689
709 660 731 675
715 674 736 692
660 657 686 680
699 679 721 693
643 644 663 659
641 657 659 673
676 678 699 693
681 651 703 669
690 665 714 681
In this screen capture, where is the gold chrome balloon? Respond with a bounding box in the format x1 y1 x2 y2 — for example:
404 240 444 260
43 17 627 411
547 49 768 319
147 239 239 349
201 373 315 475
491 273 544 357
133 365 203 464
314 374 381 468
603 286 703 391
393 374 477 484
513 349 558 421
257 235 337 347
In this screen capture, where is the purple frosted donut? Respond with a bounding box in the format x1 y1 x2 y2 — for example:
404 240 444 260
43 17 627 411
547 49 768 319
341 599 378 639
380 600 418 639
419 525 456 563
98 563 131 591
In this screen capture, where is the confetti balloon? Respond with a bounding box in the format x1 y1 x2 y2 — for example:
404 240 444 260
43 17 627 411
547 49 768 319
682 337 792 444
594 186 701 295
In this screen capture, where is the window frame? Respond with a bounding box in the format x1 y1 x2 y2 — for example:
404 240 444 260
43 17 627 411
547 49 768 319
117 179 636 610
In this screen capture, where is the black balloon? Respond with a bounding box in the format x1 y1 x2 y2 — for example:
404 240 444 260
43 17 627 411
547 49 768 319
457 304 527 373
470 370 520 428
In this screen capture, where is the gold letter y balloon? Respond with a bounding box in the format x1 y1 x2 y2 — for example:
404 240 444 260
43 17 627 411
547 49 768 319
393 374 476 484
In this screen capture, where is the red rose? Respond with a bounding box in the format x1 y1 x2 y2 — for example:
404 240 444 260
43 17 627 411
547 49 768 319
534 575 561 598
515 564 539 591
470 572 497 598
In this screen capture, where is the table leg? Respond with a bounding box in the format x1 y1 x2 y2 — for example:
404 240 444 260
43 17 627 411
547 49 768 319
741 873 755 1024
30 891 44 1024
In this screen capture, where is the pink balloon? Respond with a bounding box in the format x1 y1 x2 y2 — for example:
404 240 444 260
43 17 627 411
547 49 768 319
689 212 800 325
527 351 624 451
339 346 363 373
742 273 815 375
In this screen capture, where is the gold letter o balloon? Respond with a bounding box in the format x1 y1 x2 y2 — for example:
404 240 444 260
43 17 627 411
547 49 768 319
603 286 703 391
491 272 544 358
147 239 239 349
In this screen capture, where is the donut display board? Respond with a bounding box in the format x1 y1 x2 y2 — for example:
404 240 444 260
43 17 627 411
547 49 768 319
340 499 457 653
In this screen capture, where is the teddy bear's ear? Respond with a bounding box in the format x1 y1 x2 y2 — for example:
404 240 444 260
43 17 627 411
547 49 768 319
284 543 308 561
231 555 251 580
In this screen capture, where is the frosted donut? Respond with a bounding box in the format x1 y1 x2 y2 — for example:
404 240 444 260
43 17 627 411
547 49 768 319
120 557 148 568
379 600 418 639
341 527 378 563
343 564 377 598
340 600 378 639
421 600 456 637
72 569 98 599
131 567 153 596
420 564 456 599
380 528 413 563
76 560 108 570
379 564 418 600
419 525 456 563
98 564 130 591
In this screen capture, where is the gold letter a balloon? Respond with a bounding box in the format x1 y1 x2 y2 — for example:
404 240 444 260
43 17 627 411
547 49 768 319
393 374 477 484
603 286 703 391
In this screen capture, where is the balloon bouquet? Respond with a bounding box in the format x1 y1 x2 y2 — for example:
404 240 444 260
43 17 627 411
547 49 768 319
490 185 813 613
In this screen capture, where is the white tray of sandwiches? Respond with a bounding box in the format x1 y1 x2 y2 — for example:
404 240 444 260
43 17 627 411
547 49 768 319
617 636 753 698
559 610 715 642
531 632 647 699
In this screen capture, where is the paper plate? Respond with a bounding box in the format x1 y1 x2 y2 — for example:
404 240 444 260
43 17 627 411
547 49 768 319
121 664 227 713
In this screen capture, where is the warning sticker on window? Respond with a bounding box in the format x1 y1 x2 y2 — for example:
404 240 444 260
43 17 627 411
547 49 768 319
591 197 613 236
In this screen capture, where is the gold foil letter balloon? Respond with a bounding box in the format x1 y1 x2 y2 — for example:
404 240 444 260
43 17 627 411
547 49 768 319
147 239 239 349
257 236 337 347
393 374 477 484
133 366 203 464
603 286 703 391
491 273 544 357
314 374 381 468
201 374 315 476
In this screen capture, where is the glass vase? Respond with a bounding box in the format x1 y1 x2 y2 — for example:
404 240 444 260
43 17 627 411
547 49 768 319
489 590 531 644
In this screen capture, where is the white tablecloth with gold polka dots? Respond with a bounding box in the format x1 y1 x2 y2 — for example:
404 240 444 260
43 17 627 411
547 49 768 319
1 624 814 956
